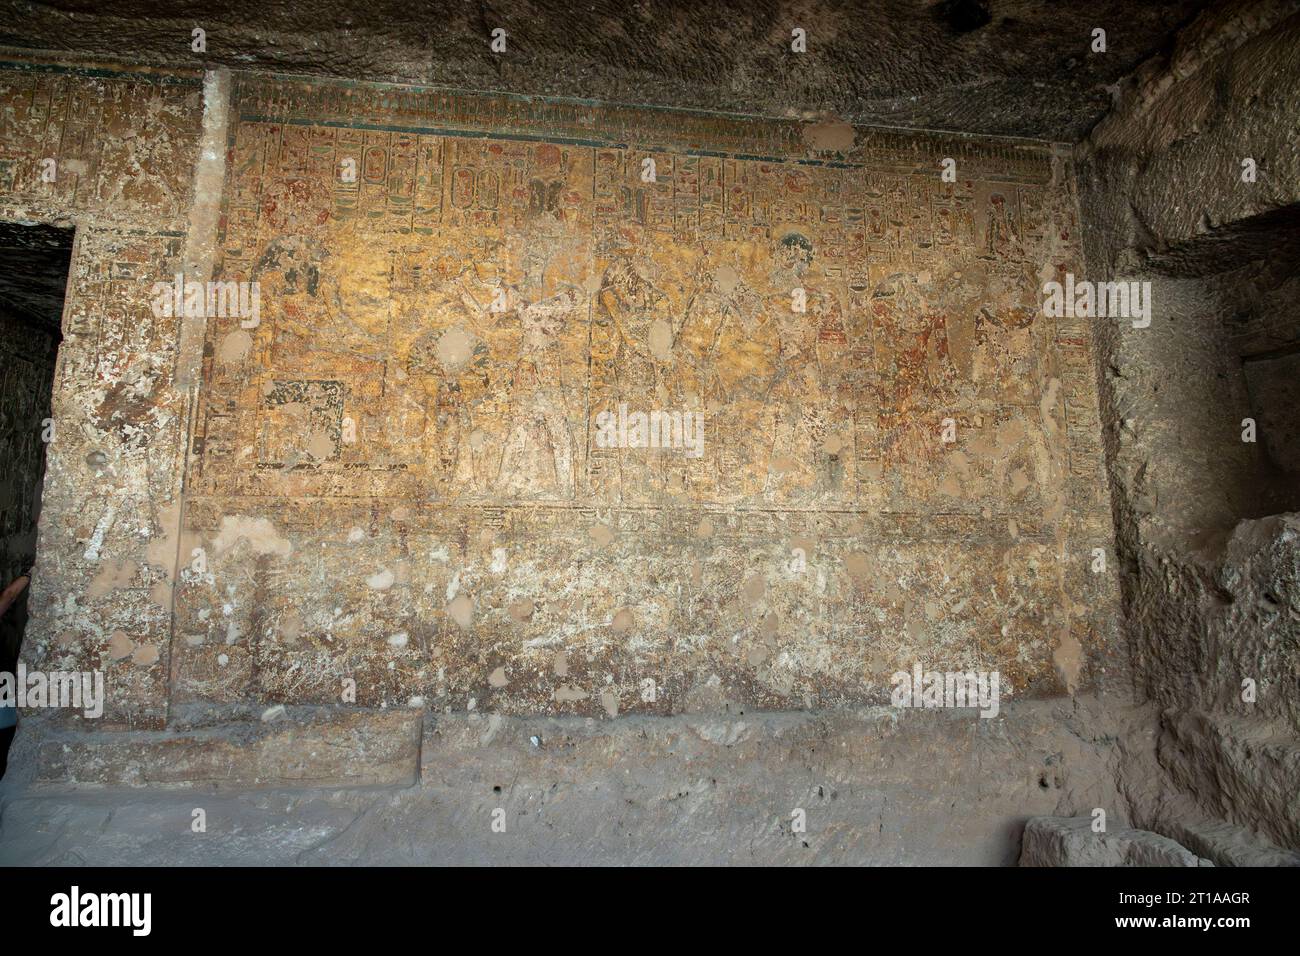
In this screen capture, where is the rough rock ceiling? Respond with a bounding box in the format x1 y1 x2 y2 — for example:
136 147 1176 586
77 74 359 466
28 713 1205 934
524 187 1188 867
0 222 73 334
1 0 1210 141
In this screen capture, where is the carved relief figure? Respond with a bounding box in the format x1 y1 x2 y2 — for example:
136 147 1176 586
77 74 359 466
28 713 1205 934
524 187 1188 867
497 288 583 499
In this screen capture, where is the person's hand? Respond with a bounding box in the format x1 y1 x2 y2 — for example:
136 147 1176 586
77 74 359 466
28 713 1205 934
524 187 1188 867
0 574 30 620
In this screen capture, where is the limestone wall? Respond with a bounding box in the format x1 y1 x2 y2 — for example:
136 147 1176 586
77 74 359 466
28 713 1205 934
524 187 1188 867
3 60 1120 728
1074 2 1300 847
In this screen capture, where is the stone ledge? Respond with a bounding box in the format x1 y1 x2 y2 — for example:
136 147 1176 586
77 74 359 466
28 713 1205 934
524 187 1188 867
1020 816 1213 867
3 699 1147 865
1173 820 1300 868
30 709 422 792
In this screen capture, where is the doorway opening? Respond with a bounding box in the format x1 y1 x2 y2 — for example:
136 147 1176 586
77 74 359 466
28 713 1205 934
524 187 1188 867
1137 202 1300 537
0 221 74 778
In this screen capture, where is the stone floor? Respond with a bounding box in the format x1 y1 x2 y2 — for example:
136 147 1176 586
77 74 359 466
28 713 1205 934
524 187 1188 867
1 698 1147 866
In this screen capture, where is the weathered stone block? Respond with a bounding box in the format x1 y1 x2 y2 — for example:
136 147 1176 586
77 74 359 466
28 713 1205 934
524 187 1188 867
1019 816 1211 867
1174 820 1300 867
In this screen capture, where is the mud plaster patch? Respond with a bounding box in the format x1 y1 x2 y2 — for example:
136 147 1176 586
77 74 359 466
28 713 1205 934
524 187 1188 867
714 264 739 294
305 431 334 460
1054 630 1084 693
843 552 872 585
436 326 474 369
218 329 252 363
447 593 474 629
648 319 674 360
87 559 138 598
1040 377 1062 437
211 515 292 557
600 688 619 717
802 118 856 152
149 581 173 608
107 631 134 660
279 610 303 643
143 501 201 606
131 644 160 666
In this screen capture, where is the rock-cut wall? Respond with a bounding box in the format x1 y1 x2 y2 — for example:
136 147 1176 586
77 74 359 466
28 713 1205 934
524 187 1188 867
173 76 1118 717
5 63 1119 726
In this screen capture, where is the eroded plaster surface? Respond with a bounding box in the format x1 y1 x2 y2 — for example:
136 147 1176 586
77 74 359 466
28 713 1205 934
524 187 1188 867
0 64 1123 723
1 62 203 726
162 76 1119 716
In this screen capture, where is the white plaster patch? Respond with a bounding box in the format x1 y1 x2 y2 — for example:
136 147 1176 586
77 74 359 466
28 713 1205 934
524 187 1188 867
366 568 395 590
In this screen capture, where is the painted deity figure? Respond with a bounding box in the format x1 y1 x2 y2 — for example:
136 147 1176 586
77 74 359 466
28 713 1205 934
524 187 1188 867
496 288 582 499
982 192 1020 261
